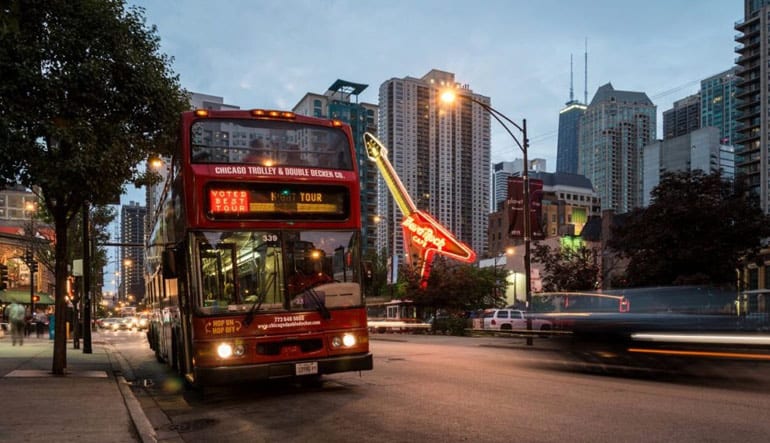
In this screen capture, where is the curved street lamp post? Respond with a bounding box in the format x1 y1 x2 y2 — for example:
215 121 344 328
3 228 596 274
440 90 534 345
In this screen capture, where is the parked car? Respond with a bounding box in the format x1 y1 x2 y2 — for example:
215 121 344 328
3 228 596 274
482 309 551 331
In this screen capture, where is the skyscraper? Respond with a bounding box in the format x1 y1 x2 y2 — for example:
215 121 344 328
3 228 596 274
120 201 146 304
556 53 587 174
377 69 490 260
662 93 700 140
578 83 656 213
736 1 770 212
556 101 586 174
700 68 738 145
293 80 379 255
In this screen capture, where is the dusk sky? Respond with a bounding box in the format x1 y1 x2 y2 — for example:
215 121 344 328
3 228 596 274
126 0 741 171
110 0 743 290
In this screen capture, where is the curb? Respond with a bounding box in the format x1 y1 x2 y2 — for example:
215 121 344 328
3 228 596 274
104 342 158 443
118 375 157 443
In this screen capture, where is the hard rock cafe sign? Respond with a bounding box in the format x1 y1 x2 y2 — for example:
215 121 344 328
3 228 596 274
364 133 476 286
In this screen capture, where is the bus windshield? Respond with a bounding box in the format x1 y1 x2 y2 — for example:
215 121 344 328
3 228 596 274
192 230 362 315
190 119 353 170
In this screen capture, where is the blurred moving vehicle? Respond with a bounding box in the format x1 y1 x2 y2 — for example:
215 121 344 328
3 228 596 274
135 314 149 330
99 318 122 331
120 317 136 330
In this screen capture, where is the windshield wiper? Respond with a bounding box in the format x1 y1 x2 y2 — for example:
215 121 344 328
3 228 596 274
243 273 275 327
302 286 331 320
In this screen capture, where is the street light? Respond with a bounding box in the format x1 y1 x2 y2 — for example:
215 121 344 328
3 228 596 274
440 89 534 345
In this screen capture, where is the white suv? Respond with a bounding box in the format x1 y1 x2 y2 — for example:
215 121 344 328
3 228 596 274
482 309 525 330
482 308 551 331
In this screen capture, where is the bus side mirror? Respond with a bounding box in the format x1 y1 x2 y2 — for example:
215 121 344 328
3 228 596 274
162 248 178 279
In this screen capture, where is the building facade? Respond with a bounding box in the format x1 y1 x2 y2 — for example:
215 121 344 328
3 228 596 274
701 68 739 146
120 202 146 304
642 127 736 206
293 80 379 255
663 93 700 140
491 159 546 213
377 69 491 263
556 101 587 174
578 83 656 213
0 186 53 307
736 2 770 213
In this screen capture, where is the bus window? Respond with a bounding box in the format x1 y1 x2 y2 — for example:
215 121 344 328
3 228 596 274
199 244 235 307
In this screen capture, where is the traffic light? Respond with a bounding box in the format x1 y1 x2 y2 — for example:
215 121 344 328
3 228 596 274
0 264 8 290
32 295 40 303
30 262 38 273
25 249 33 264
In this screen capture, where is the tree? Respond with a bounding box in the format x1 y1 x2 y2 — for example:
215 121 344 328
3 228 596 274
532 241 600 291
609 171 770 287
362 248 389 297
403 257 506 316
0 1 188 374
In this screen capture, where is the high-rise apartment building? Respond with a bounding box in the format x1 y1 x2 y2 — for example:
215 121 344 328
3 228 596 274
736 3 770 212
663 93 700 140
701 68 739 145
120 201 146 304
377 69 490 261
578 83 656 213
556 101 587 174
293 80 379 255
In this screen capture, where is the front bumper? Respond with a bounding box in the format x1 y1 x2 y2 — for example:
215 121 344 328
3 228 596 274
193 353 373 386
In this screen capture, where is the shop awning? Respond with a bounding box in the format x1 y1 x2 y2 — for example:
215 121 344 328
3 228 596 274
0 289 55 305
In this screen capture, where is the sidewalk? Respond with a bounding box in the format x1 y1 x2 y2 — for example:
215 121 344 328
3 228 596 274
0 331 153 442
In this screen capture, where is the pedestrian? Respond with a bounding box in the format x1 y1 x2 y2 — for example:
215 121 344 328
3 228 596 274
35 310 48 338
7 301 26 346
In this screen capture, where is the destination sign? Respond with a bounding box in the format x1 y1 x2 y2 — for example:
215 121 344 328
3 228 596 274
206 183 349 220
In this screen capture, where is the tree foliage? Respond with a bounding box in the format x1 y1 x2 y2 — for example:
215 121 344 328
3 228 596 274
0 0 189 373
402 257 506 316
609 171 770 287
532 242 600 291
363 248 389 297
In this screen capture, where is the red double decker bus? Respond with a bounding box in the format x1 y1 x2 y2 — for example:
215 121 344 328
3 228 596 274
144 108 372 387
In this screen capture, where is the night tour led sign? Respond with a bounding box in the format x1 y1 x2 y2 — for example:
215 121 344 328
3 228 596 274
207 184 348 220
363 132 476 285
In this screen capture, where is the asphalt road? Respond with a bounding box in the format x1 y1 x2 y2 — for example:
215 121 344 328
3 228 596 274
102 330 770 443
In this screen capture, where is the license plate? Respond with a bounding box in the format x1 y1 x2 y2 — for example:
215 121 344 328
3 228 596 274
295 361 318 376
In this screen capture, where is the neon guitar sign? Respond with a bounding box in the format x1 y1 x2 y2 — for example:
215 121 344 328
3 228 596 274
364 132 476 285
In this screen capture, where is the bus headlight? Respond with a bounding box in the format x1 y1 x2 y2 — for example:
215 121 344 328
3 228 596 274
342 333 357 347
331 333 357 348
217 343 233 359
